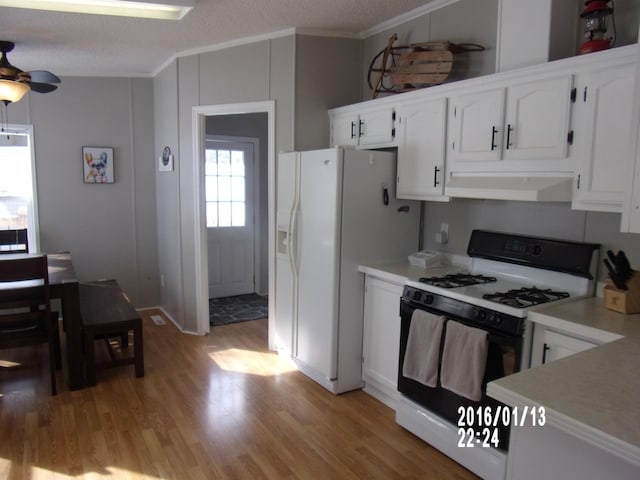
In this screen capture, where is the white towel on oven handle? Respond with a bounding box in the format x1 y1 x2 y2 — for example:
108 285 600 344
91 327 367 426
440 320 489 402
402 310 445 388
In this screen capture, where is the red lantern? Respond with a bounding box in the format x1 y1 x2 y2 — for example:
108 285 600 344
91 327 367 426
579 0 615 55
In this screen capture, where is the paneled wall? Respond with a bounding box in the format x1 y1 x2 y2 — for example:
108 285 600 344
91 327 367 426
153 33 362 333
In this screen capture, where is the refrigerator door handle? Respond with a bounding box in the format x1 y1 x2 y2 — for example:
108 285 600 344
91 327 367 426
289 156 301 279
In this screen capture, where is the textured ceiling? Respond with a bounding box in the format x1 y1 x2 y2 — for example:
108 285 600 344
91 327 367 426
0 0 440 77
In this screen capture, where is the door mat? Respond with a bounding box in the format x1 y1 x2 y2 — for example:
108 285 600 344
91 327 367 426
209 293 268 326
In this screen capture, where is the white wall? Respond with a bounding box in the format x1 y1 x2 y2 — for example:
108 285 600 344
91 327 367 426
153 36 296 333
5 76 159 307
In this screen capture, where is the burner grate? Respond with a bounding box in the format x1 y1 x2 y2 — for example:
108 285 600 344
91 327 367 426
419 273 497 288
482 287 570 308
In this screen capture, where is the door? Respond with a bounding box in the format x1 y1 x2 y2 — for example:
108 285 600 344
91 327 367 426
503 75 573 162
572 64 635 211
206 139 255 298
295 149 341 379
275 151 297 355
363 276 403 400
396 97 447 198
449 88 505 163
358 106 396 146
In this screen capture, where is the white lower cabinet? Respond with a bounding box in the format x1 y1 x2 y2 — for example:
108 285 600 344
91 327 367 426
530 324 597 368
362 276 403 408
506 422 640 480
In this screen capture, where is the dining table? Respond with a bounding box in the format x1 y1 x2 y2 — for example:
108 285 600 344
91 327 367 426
47 252 85 390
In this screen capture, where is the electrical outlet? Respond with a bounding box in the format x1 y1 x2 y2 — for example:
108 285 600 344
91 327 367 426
435 223 449 244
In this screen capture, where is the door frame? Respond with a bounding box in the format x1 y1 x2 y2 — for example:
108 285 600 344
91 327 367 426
204 134 260 298
192 101 275 339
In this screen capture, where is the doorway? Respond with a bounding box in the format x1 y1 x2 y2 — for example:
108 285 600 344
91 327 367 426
192 102 275 343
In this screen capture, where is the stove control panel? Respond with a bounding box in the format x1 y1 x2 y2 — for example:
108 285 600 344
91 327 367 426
401 285 525 336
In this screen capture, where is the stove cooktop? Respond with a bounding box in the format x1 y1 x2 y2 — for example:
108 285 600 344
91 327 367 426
419 273 497 288
482 287 570 308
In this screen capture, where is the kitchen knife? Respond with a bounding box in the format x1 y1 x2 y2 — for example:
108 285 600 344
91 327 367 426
615 250 633 281
604 258 627 290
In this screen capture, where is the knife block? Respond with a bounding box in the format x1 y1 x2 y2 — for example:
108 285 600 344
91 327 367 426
603 272 640 314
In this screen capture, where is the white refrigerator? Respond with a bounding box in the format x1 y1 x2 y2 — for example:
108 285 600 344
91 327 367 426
275 148 420 394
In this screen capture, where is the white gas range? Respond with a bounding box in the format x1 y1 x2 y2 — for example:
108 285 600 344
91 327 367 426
396 230 600 480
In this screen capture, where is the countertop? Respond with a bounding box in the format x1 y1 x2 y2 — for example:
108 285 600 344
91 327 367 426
357 256 468 285
359 262 640 465
488 297 640 466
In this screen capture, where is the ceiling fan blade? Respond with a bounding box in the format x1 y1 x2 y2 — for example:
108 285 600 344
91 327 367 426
28 70 61 84
30 82 57 94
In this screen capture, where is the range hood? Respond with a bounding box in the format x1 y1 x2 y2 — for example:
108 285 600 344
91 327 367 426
444 175 573 202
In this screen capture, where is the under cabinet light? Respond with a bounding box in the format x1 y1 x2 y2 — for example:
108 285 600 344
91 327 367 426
0 0 194 20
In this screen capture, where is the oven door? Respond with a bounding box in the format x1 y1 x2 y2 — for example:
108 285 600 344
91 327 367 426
398 297 522 451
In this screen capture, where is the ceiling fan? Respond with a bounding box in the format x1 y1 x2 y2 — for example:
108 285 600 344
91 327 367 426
0 40 61 104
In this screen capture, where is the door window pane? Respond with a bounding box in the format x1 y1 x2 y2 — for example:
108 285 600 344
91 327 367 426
204 148 246 228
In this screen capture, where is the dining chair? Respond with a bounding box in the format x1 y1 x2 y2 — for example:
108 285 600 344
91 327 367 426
0 229 29 254
0 255 61 395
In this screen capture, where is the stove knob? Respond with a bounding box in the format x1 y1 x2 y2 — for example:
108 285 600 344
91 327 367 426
491 314 502 325
477 310 487 322
425 294 434 305
412 290 422 302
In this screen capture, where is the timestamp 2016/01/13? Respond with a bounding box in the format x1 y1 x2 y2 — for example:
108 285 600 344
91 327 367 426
458 405 546 429
457 405 546 449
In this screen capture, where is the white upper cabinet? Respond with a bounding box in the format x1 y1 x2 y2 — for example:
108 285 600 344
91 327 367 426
329 105 396 148
396 97 448 200
330 112 359 147
572 64 636 212
448 75 574 173
448 88 504 163
503 75 573 162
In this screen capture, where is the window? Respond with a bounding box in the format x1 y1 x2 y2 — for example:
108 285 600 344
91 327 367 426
205 148 246 228
0 125 38 251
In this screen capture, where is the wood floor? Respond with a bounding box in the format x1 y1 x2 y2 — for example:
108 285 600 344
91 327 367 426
0 310 479 479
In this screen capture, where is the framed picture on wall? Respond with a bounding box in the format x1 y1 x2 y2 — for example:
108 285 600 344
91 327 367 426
83 146 114 184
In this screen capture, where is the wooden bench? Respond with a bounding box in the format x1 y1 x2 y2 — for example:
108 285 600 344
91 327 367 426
79 280 144 386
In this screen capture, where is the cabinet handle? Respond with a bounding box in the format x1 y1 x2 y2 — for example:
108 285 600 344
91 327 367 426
506 124 513 150
359 119 364 138
491 126 498 151
350 121 356 139
542 343 550 364
434 166 441 187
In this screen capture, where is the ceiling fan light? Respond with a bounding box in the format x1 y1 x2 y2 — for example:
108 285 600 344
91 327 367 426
0 79 30 103
0 0 194 20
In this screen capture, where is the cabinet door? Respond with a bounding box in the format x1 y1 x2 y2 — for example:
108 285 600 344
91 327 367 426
358 107 396 146
449 88 505 163
396 98 447 198
531 326 597 367
330 112 358 147
573 65 635 212
503 75 573 162
362 276 403 404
